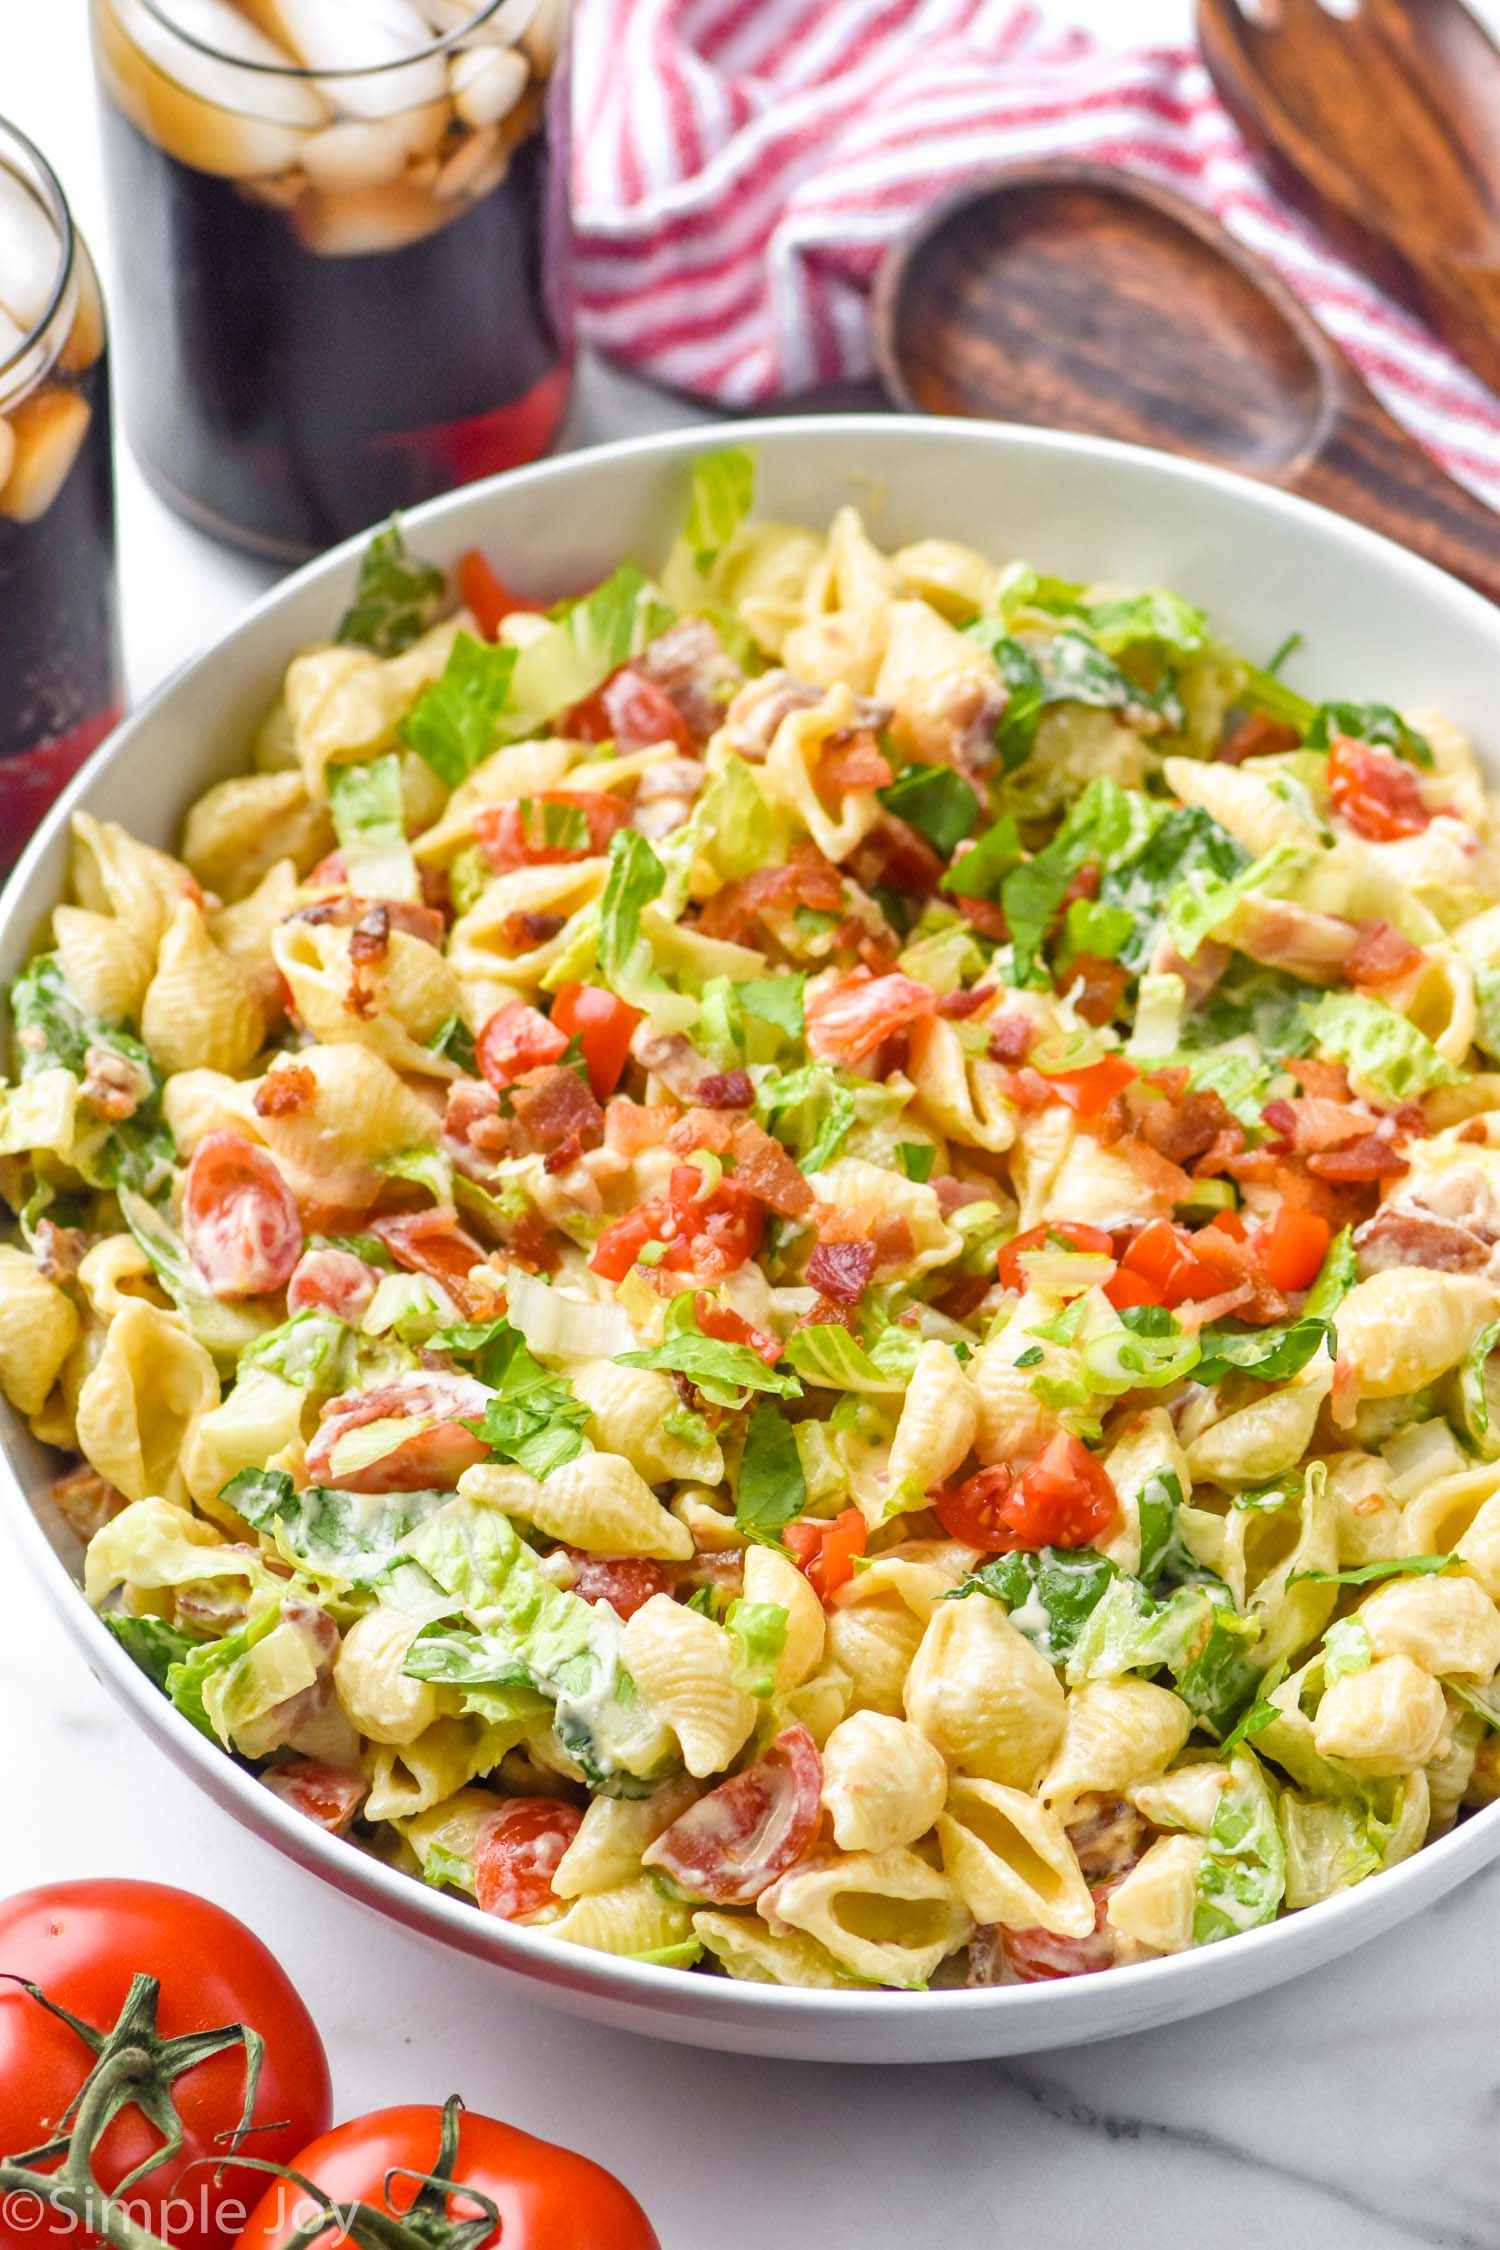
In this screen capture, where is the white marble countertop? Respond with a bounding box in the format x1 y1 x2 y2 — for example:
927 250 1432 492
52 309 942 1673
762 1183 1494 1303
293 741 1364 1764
4 9 1499 2247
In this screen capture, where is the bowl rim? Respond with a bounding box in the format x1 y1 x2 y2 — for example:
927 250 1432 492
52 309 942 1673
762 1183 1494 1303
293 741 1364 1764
7 410 1500 2037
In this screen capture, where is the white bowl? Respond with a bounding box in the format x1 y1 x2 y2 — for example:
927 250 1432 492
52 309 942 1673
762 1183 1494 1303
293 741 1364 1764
6 416 1500 2064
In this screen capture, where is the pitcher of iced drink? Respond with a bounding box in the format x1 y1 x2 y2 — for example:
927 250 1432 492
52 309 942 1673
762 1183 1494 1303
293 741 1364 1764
91 0 574 559
0 118 122 871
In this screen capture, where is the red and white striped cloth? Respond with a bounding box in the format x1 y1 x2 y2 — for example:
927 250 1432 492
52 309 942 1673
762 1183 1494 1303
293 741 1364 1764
571 0 1500 508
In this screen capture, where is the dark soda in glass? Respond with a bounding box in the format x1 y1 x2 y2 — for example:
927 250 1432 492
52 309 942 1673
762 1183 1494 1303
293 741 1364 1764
0 120 122 874
91 0 575 562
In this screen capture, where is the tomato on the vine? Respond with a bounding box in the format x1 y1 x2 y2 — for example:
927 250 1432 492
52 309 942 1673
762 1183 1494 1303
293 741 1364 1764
0 1881 330 2250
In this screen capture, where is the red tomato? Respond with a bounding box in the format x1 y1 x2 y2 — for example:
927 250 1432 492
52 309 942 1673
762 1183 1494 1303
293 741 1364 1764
996 1221 1112 1294
306 1372 491 1493
0 1880 330 2250
262 1758 367 1834
473 791 628 874
564 668 694 754
1043 1054 1136 1120
1102 1266 1162 1312
1327 734 1431 842
234 2101 659 2250
474 1799 584 1922
933 1465 1018 1549
693 1291 781 1365
1000 1891 1117 1981
370 1208 489 1315
1009 1434 1119 1549
1119 1218 1225 1306
550 983 641 1100
589 1205 663 1282
567 1552 670 1619
662 1166 764 1278
476 1001 569 1089
456 548 543 639
644 1726 823 1905
183 1131 303 1299
783 1505 867 1599
805 970 935 1070
1254 1205 1331 1292
286 1245 381 1325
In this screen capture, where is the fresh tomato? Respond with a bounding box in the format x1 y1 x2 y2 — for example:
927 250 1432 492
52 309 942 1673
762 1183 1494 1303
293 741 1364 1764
550 983 640 1100
1009 1434 1119 1549
262 1758 367 1834
999 1891 1117 1981
472 791 628 874
473 1800 584 1922
590 1169 764 1285
1327 734 1432 841
1042 1054 1136 1120
567 1552 670 1619
565 667 694 754
783 1505 867 1599
0 1880 330 2250
476 1001 569 1089
589 1205 663 1282
1102 1265 1162 1312
456 548 544 639
287 1245 381 1325
1118 1218 1225 1306
996 1221 1112 1294
933 1465 1019 1549
234 2099 659 2250
370 1208 489 1314
644 1726 823 1905
306 1372 491 1493
693 1292 781 1365
805 970 935 1070
182 1131 303 1299
1253 1205 1330 1292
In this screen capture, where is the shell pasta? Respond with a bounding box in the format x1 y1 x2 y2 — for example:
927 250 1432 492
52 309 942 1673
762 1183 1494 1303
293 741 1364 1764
4 448 1500 1993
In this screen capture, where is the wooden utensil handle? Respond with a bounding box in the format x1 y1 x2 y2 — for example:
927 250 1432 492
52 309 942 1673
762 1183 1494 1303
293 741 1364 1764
1291 370 1500 608
1418 258 1500 408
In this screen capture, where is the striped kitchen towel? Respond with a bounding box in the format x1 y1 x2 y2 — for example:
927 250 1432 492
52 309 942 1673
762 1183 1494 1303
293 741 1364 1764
571 0 1500 508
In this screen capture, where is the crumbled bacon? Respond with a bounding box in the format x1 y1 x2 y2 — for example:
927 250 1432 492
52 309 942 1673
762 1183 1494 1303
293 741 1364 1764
80 1043 150 1122
933 1175 993 1216
1355 1204 1491 1274
1261 1095 1396 1156
987 1013 1035 1064
254 1063 316 1118
1307 1136 1410 1182
955 893 1009 941
510 1066 605 1156
936 984 995 1019
1065 1796 1151 1884
633 757 706 842
1218 712 1301 765
1346 919 1425 990
635 617 743 744
1067 953 1130 1027
50 1464 126 1544
666 1110 814 1218
791 1292 859 1333
807 1239 877 1304
936 1274 991 1322
848 812 944 894
297 895 447 948
695 841 845 942
1135 1088 1243 1169
500 910 566 950
805 969 936 1069
815 733 894 796
695 1070 754 1110
346 904 391 966
32 1216 86 1284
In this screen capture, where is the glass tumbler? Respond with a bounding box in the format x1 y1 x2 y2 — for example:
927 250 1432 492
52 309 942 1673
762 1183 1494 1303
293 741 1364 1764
90 0 575 561
0 119 122 874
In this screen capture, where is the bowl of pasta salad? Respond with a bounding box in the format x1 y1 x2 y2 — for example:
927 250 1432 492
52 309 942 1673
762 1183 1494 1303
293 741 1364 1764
4 416 1500 2064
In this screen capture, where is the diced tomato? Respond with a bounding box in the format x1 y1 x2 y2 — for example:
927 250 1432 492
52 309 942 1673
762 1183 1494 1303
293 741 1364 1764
473 1798 584 1922
1043 1054 1136 1120
473 790 628 874
662 1167 764 1279
1102 1266 1163 1312
1327 734 1432 842
589 1205 664 1282
286 1245 381 1325
567 1553 671 1620
183 1131 303 1300
550 982 641 1101
370 1207 488 1314
1000 1889 1117 1981
644 1726 823 1905
784 1505 867 1600
476 1000 569 1089
564 667 695 754
456 548 544 639
1253 1205 1330 1292
996 1221 1112 1295
805 970 936 1071
694 1291 782 1366
1218 712 1301 766
1205 1207 1248 1242
815 733 894 796
934 1466 1018 1549
1118 1218 1225 1306
1008 1434 1119 1550
262 1759 367 1835
1346 918 1425 989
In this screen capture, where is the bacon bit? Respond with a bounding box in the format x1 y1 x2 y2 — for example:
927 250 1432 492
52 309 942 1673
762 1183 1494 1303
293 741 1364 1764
81 1044 149 1121
807 1239 877 1304
810 1203 916 1269
1285 1056 1353 1102
1262 1095 1391 1155
1193 1128 1248 1178
937 984 996 1020
696 841 845 942
1355 1205 1490 1274
996 1064 1054 1111
500 910 567 950
1136 1088 1243 1168
49 1464 126 1544
347 904 391 965
1307 1136 1410 1182
667 1107 737 1156
872 1211 916 1269
605 1099 677 1155
815 732 894 796
32 1216 86 1284
1175 1281 1257 1330
848 812 944 894
1067 953 1130 1027
635 617 743 745
510 1066 605 1156
955 893 1009 941
791 1293 859 1333
936 1274 991 1321
254 1063 317 1118
1219 713 1301 765
1060 864 1100 909
695 1069 754 1110
832 915 899 976
666 1110 815 1219
1346 919 1425 990
1184 1225 1289 1325
934 1175 995 1216
506 1211 559 1274
297 894 447 948
987 1013 1036 1064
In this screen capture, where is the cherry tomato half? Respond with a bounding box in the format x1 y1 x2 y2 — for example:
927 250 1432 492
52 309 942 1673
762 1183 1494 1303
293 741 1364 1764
456 548 544 639
183 1131 303 1300
550 983 641 1101
474 1799 583 1922
644 1725 823 1905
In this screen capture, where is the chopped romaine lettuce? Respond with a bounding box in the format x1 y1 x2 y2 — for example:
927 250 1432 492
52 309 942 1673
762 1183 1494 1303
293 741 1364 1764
335 521 446 657
1302 990 1463 1101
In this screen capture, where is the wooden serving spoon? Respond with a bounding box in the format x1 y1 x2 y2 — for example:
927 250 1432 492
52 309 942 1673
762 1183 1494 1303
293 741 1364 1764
871 163 1500 603
1197 0 1500 402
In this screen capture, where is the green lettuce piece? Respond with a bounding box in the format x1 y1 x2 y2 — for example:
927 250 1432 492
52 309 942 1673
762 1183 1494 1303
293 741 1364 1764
726 1598 788 1699
1302 990 1463 1100
1001 776 1160 982
105 1612 198 1690
1193 1317 1331 1387
226 1467 448 1591
1280 1790 1385 1910
1099 806 1249 972
736 1399 807 1534
700 973 805 1067
336 521 446 656
1060 898 1134 965
436 1315 591 1480
1446 1676 1500 1730
689 755 790 884
1078 1308 1201 1397
1079 587 1209 659
162 1603 283 1742
118 1187 280 1363
598 827 666 992
400 632 517 786
939 813 1021 901
968 626 1180 774
1167 840 1311 962
1137 1466 1194 1587
381 1143 454 1205
1473 964 1500 1065
1453 1315 1500 1460
681 446 755 573
877 763 981 856
1066 1573 1262 1735
1193 1750 1287 1943
1321 1616 1373 1683
497 563 674 746
1308 701 1432 769
896 1142 937 1182
9 954 175 1193
1303 1226 1357 1320
1288 1553 1455 1588
1182 960 1320 1064
619 1291 800 1410
327 753 415 901
1173 1593 1264 1735
782 1321 919 1396
755 1064 857 1174
238 1307 351 1390
959 1546 1117 1662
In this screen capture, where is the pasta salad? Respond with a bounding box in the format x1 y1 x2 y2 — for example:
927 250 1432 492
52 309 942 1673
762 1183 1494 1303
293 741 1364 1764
3 449 1500 1992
